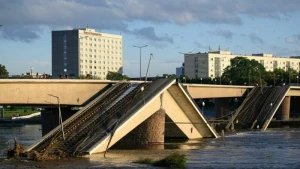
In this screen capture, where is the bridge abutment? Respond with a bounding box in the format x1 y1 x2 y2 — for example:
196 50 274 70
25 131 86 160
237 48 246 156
215 98 229 118
276 96 290 120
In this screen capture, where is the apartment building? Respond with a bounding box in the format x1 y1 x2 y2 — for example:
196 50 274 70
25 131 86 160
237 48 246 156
184 50 300 79
52 28 122 79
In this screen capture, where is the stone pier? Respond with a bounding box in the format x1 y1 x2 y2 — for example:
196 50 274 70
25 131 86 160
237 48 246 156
276 96 291 120
215 98 229 118
118 109 166 144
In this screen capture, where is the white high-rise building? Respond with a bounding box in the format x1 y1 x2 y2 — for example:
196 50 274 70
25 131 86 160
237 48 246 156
52 28 123 79
184 50 300 79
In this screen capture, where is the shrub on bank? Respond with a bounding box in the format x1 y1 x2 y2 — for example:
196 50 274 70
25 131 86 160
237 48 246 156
135 152 187 168
153 152 187 168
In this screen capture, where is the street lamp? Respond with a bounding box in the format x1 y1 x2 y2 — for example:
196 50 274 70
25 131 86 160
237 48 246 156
200 78 202 84
48 94 65 140
230 81 232 85
297 76 299 86
133 45 148 80
202 102 205 114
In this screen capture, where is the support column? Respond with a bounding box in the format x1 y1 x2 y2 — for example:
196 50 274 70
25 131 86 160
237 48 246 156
215 98 229 118
276 96 290 120
41 107 75 136
145 109 165 144
118 109 165 144
0 106 4 119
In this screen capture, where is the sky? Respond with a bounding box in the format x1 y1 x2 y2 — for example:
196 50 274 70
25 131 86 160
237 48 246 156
1 0 300 77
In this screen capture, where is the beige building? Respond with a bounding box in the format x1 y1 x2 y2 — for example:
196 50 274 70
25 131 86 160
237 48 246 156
52 28 122 79
184 50 300 79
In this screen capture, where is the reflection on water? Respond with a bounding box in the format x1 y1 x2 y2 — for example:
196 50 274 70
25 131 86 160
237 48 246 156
0 124 41 157
1 125 300 169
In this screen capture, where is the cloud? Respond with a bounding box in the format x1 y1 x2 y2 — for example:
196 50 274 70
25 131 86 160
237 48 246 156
1 0 300 42
270 45 300 56
249 33 264 44
133 27 173 44
285 37 296 44
1 25 43 43
194 42 208 49
210 28 233 39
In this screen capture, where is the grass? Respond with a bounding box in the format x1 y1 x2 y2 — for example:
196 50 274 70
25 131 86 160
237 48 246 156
1 107 40 118
135 152 187 168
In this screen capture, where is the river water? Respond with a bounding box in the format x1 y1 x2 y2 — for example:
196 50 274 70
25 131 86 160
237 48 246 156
1 124 300 168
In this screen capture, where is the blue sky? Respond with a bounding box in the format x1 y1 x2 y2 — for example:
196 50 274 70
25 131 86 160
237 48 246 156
1 0 300 77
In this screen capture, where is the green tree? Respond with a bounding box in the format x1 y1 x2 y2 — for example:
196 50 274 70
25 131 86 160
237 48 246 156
222 57 267 86
0 64 9 78
106 71 129 80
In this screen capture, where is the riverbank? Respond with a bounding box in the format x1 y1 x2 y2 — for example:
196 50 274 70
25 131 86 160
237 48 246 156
0 116 41 126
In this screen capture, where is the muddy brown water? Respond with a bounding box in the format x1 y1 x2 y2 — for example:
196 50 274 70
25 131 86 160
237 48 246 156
1 124 300 168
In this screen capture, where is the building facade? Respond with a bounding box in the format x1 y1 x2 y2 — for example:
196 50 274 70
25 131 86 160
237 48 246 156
176 63 185 78
52 28 123 79
184 50 300 79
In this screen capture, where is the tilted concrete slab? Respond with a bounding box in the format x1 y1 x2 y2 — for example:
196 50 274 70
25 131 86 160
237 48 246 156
89 83 217 154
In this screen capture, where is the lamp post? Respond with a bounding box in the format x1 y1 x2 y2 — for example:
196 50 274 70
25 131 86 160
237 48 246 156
78 36 89 78
200 78 202 84
183 76 186 83
297 76 299 86
48 94 65 140
0 25 2 64
133 45 148 80
230 81 232 85
202 102 205 114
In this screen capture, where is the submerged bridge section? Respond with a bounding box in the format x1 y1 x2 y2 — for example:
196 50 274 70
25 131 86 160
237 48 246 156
27 77 217 155
226 85 291 131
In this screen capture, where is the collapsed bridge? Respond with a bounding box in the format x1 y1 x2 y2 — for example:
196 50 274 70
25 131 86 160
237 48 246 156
27 76 218 155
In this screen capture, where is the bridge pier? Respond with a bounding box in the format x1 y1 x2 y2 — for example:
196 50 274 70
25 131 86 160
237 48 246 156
41 107 76 136
117 109 165 145
276 96 290 120
0 106 4 119
215 98 229 118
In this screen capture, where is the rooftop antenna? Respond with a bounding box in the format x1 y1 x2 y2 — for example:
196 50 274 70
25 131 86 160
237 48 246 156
30 66 33 76
218 45 221 50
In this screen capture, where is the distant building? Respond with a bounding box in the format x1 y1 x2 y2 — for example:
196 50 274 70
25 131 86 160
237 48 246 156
52 28 123 79
176 63 185 78
184 49 300 79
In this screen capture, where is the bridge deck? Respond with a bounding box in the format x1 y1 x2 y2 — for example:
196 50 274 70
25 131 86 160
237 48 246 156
27 77 217 155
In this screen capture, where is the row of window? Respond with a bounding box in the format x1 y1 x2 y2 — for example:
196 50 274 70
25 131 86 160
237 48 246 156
79 54 122 60
80 60 122 65
80 71 107 76
80 65 120 71
79 36 122 44
79 42 122 49
79 48 122 55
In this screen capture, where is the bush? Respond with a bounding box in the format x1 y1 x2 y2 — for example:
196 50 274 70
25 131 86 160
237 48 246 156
134 157 155 164
153 152 187 168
